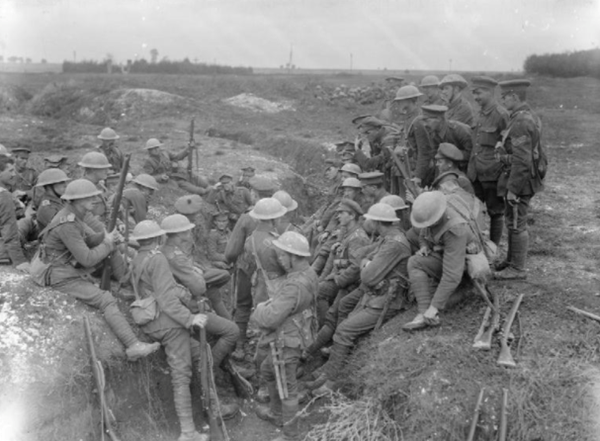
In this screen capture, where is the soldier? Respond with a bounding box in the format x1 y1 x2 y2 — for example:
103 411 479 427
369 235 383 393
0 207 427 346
206 173 253 227
359 171 389 209
129 221 218 441
272 190 300 234
32 179 160 359
493 79 544 280
439 74 476 127
252 231 317 441
237 166 256 189
420 75 444 105
420 104 473 171
142 138 210 195
431 143 474 195
380 193 412 233
11 146 38 196
339 163 362 180
352 115 388 161
44 154 69 171
207 211 232 270
35 169 71 232
121 173 159 226
160 214 239 365
96 127 125 172
467 76 510 246
391 85 435 188
403 191 475 330
0 155 29 269
309 203 411 395
78 151 113 226
314 199 369 326
224 177 277 358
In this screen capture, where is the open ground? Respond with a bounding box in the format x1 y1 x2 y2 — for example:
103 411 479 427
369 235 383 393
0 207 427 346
0 70 599 441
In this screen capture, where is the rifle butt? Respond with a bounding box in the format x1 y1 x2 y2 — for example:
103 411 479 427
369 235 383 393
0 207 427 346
497 343 516 368
497 293 524 367
472 307 492 349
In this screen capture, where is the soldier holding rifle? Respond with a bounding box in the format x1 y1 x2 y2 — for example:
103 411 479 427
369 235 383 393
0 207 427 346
252 231 318 441
493 80 544 280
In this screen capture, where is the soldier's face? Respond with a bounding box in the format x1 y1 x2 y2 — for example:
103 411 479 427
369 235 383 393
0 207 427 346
215 218 228 230
392 100 410 115
436 157 453 174
14 153 28 170
422 86 438 99
337 210 353 227
423 116 441 133
148 147 160 157
440 85 455 103
275 248 292 273
0 163 16 186
78 195 98 212
343 187 359 199
325 167 338 180
473 88 493 108
52 182 67 196
501 93 517 111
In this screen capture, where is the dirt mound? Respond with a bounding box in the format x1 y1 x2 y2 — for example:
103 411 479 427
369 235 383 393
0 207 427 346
27 82 193 124
223 93 295 113
0 85 32 112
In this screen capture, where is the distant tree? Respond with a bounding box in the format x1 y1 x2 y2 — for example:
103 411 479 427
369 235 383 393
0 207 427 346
0 55 3 62
150 48 159 64
41 58 47 64
7 56 17 63
25 58 32 63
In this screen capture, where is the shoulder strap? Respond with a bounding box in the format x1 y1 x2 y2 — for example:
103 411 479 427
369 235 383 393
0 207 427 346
251 234 275 292
131 252 155 300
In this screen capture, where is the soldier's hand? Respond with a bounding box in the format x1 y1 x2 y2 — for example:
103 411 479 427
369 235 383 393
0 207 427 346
423 306 439 325
324 274 336 282
416 246 430 257
405 190 415 204
411 177 422 188
16 262 31 273
160 174 169 183
192 313 208 329
506 191 519 204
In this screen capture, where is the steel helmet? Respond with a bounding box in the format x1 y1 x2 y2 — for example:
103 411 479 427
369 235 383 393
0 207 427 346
97 127 119 140
272 190 298 212
0 144 11 157
78 151 112 169
61 179 102 200
160 214 195 234
340 163 362 175
35 169 71 187
132 173 159 191
272 231 311 257
410 191 447 228
144 138 163 150
131 220 165 241
363 203 399 222
175 195 203 214
380 194 408 211
439 74 468 90
249 176 276 193
393 85 423 101
341 177 362 189
249 198 287 220
419 75 440 88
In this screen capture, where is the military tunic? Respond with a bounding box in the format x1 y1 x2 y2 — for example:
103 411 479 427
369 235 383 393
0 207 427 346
207 228 230 268
245 224 286 304
0 187 27 265
447 96 475 127
13 166 38 194
430 120 473 170
36 191 64 232
403 109 434 184
252 262 317 397
98 144 124 172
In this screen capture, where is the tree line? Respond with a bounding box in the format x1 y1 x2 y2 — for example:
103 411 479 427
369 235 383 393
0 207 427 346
62 58 253 75
524 48 600 79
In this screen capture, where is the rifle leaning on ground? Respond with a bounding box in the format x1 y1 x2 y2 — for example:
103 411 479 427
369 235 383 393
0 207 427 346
566 305 600 323
466 387 485 441
100 154 131 291
270 339 289 400
386 146 419 199
497 293 525 367
187 118 196 181
197 300 229 441
472 281 501 351
83 315 121 441
374 279 400 331
498 388 509 441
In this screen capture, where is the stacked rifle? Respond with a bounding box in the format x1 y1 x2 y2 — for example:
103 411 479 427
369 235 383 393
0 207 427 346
467 387 509 441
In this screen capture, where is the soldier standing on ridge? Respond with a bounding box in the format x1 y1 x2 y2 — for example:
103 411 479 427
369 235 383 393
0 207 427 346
420 75 444 106
97 127 125 172
493 79 545 280
79 151 113 226
467 76 510 246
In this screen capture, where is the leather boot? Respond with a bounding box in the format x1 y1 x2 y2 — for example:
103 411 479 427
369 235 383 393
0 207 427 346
173 384 196 436
494 231 528 280
279 397 300 440
494 230 512 271
408 268 433 314
320 343 351 381
211 338 233 368
304 324 334 359
232 321 248 361
489 214 504 246
255 381 283 427
125 341 161 361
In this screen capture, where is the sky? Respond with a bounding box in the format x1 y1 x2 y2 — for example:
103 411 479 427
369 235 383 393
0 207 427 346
1 0 599 71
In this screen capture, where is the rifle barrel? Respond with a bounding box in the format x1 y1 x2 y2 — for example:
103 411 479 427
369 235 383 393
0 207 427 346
466 388 485 441
498 388 508 441
497 293 524 368
567 305 600 323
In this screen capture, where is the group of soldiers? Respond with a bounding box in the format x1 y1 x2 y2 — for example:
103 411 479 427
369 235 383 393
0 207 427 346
0 72 545 441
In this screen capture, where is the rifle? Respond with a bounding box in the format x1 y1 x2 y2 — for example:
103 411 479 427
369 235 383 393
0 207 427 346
386 146 419 198
100 154 131 291
270 340 289 400
567 305 600 323
187 118 195 180
374 279 400 331
472 282 500 350
497 293 524 367
83 315 121 441
198 301 228 441
466 387 485 441
230 263 238 318
498 388 509 441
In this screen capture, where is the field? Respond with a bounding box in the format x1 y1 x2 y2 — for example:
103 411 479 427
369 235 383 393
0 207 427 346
1 70 600 441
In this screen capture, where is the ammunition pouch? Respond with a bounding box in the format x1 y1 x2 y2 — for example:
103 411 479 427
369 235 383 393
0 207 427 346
130 296 158 326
